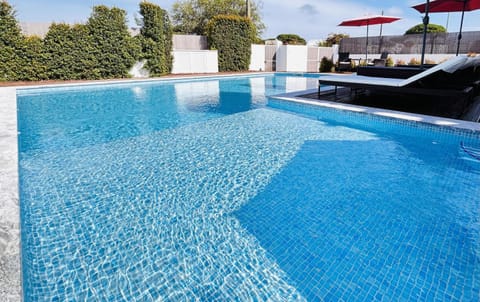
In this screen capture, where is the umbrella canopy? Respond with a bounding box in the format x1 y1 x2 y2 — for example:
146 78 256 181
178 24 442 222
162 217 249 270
412 0 480 55
338 15 401 61
338 15 401 27
412 0 480 13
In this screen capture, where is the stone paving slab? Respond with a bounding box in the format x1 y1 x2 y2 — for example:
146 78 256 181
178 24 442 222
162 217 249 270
0 87 21 301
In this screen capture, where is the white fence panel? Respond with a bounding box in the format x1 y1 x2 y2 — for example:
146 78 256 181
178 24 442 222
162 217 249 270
172 50 219 74
276 45 308 72
249 44 266 71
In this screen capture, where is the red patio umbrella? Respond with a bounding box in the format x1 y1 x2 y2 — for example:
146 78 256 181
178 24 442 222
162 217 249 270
412 0 480 55
338 15 401 61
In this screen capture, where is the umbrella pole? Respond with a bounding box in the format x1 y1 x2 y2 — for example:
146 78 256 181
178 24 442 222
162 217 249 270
455 0 467 56
420 0 430 69
366 23 369 62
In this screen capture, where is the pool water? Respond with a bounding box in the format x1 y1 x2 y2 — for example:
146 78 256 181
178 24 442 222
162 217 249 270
17 74 480 301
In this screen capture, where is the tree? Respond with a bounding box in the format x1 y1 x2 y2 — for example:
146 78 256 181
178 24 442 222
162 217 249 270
171 0 264 37
138 1 173 76
319 33 350 47
276 34 306 45
405 23 446 35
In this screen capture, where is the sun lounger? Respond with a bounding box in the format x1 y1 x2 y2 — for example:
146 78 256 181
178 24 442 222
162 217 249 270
318 56 480 99
356 66 426 79
368 52 389 67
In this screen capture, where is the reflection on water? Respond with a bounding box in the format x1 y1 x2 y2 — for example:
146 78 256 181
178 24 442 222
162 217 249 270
131 86 147 101
174 80 220 112
17 75 320 153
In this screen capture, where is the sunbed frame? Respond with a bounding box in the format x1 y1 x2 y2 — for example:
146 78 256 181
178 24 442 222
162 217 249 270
318 77 475 99
318 56 479 101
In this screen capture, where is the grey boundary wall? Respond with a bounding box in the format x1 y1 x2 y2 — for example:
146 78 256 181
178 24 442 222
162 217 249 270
340 31 480 55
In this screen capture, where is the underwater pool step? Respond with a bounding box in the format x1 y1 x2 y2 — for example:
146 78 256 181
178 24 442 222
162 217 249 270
460 141 480 162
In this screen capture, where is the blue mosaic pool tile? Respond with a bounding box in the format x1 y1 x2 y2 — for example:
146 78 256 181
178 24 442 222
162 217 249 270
23 109 349 301
268 98 480 146
235 137 480 301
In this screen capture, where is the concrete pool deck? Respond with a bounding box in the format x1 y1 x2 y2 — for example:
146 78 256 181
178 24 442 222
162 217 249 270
0 87 20 301
1 78 479 301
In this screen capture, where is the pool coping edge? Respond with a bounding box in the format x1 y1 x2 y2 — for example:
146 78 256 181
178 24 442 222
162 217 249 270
271 88 480 133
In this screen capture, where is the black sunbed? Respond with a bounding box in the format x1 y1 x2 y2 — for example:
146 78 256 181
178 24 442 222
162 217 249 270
318 56 480 100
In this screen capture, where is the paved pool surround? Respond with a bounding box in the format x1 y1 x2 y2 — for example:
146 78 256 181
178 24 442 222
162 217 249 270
1 78 480 301
0 87 21 301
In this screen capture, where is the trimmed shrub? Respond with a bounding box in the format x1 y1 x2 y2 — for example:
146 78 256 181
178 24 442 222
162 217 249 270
405 23 446 35
0 0 24 81
0 2 170 81
43 23 100 80
253 37 265 44
276 34 306 45
409 57 421 65
320 33 349 47
139 1 173 76
319 57 334 72
86 5 138 79
0 1 46 81
206 15 255 72
17 36 47 80
385 56 394 67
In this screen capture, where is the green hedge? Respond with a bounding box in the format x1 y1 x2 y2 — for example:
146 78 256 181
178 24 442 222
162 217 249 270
139 2 173 76
86 6 139 79
206 15 255 72
17 36 47 80
0 1 46 81
0 1 176 81
43 23 100 80
0 1 24 81
0 1 152 81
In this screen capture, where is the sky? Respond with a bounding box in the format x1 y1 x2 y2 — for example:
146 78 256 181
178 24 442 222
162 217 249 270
8 0 480 42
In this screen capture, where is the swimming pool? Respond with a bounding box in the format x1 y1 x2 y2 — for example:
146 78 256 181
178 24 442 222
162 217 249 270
17 74 480 301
